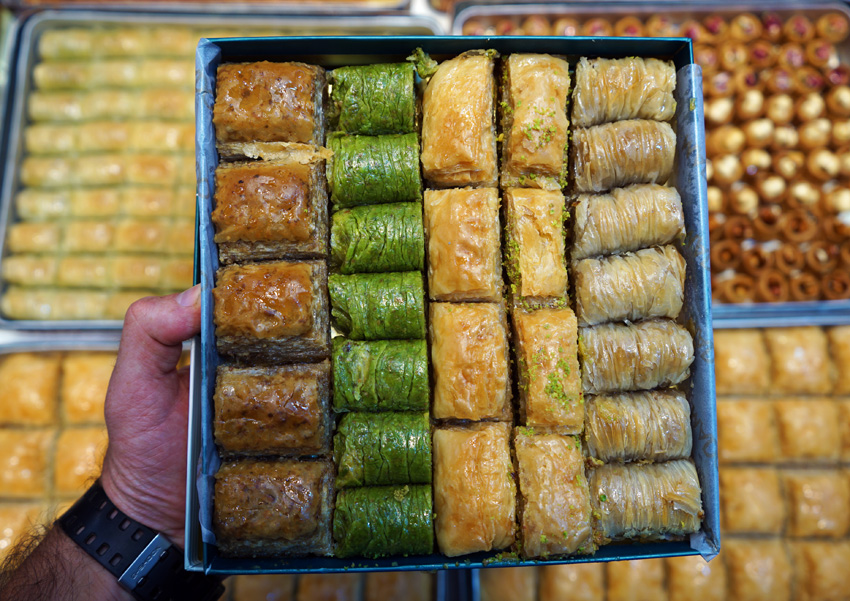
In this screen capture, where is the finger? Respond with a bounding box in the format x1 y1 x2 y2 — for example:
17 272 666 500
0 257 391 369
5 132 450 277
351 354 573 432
114 285 201 383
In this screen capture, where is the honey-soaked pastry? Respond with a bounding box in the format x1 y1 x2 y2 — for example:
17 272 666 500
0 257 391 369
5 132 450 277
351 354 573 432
515 431 593 558
774 398 840 463
364 571 432 601
29 89 194 122
539 563 604 601
56 257 109 289
421 50 498 188
717 399 780 464
6 223 61 254
572 185 684 261
571 120 675 193
54 427 107 497
585 390 692 463
2 256 58 287
213 261 329 363
783 469 850 538
214 363 330 458
329 272 425 341
1 288 110 321
0 429 52 498
296 574 359 601
433 423 516 557
513 306 582 433
839 401 850 462
606 559 666 601
430 302 510 421
232 574 295 601
424 188 501 302
590 460 703 542
214 61 326 146
725 539 791 601
214 459 333 557
0 503 46 562
790 541 850 601
213 158 328 263
160 258 193 290
64 221 115 253
500 54 570 190
666 554 727 601
0 353 60 426
713 329 770 395
828 326 850 394
504 189 567 301
62 352 116 425
764 327 835 395
572 57 676 127
579 320 694 395
480 567 538 601
329 63 416 135
719 467 785 535
574 245 685 326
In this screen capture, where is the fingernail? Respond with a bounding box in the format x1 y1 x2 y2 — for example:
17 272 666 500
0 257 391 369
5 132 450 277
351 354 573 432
176 284 201 307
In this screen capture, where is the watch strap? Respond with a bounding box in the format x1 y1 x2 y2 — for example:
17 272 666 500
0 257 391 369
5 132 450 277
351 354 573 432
59 481 224 601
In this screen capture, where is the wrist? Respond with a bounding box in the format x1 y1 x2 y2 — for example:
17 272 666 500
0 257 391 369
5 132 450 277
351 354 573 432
50 527 135 601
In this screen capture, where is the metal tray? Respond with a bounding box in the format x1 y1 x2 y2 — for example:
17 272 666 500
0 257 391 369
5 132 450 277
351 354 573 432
190 35 719 574
0 10 19 182
452 1 850 329
6 0 413 15
0 10 443 332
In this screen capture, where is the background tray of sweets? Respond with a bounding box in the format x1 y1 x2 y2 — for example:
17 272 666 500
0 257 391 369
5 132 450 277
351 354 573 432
0 10 442 332
3 0 415 15
189 34 717 575
452 1 850 328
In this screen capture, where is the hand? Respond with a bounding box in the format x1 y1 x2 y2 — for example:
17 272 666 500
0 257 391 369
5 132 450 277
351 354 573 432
100 285 201 548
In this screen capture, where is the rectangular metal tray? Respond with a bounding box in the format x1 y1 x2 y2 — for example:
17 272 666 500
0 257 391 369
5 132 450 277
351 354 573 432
189 35 719 574
0 10 443 332
6 0 413 15
452 1 850 329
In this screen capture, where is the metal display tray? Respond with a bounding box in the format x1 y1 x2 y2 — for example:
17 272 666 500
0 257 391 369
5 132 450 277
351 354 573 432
452 1 850 329
0 10 443 332
5 0 412 15
189 35 718 575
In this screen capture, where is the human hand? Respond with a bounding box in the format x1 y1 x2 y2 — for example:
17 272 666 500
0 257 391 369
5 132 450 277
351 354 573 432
99 285 201 548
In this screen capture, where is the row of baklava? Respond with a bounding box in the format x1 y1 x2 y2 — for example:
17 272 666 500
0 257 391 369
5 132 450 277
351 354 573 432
226 571 433 601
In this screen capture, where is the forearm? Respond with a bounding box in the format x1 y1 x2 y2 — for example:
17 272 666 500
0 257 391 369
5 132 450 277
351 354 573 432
0 525 133 601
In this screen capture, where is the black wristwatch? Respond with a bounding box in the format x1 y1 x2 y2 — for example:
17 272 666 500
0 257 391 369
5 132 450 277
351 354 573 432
58 481 224 601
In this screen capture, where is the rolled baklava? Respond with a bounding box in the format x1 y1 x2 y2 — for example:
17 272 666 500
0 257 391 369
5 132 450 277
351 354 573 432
329 63 416 135
331 203 424 274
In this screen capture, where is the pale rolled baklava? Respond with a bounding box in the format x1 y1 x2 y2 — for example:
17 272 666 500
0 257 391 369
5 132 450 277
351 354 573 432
433 423 516 557
214 61 326 147
539 564 604 601
1 288 110 321
717 399 780 464
0 429 53 498
513 306 582 433
724 539 791 601
585 390 692 463
214 362 331 458
590 460 703 543
606 559 667 601
430 302 510 421
28 89 192 123
572 57 676 127
213 158 328 263
424 188 502 302
783 470 850 538
571 184 684 261
6 223 61 254
713 329 770 395
571 120 676 193
0 353 61 427
774 398 841 463
54 427 108 497
500 53 571 190
480 567 538 601
579 320 694 394
765 327 835 395
666 555 727 601
213 261 329 363
515 430 593 558
213 459 333 557
61 352 116 425
421 50 498 188
504 188 568 301
719 467 785 535
574 245 686 326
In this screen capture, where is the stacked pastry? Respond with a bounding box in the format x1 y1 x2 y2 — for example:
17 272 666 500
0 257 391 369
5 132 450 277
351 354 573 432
499 53 593 559
1 26 202 320
419 50 516 559
210 61 334 558
325 62 433 559
569 57 703 545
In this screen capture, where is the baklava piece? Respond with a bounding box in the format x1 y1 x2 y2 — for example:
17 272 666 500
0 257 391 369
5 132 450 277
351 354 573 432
54 427 108 497
0 429 52 498
430 303 510 421
214 459 333 557
774 398 840 462
783 470 850 538
424 188 502 302
713 329 770 395
433 423 516 557
213 261 329 363
666 554 727 601
719 467 785 535
765 327 835 395
515 430 593 558
828 325 850 394
790 541 850 601
364 572 432 601
606 559 666 601
513 306 582 433
480 567 537 601
717 399 780 464
539 564 604 601
725 539 791 601
295 574 359 601
0 504 46 562
214 362 331 457
213 61 326 147
0 353 60 426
